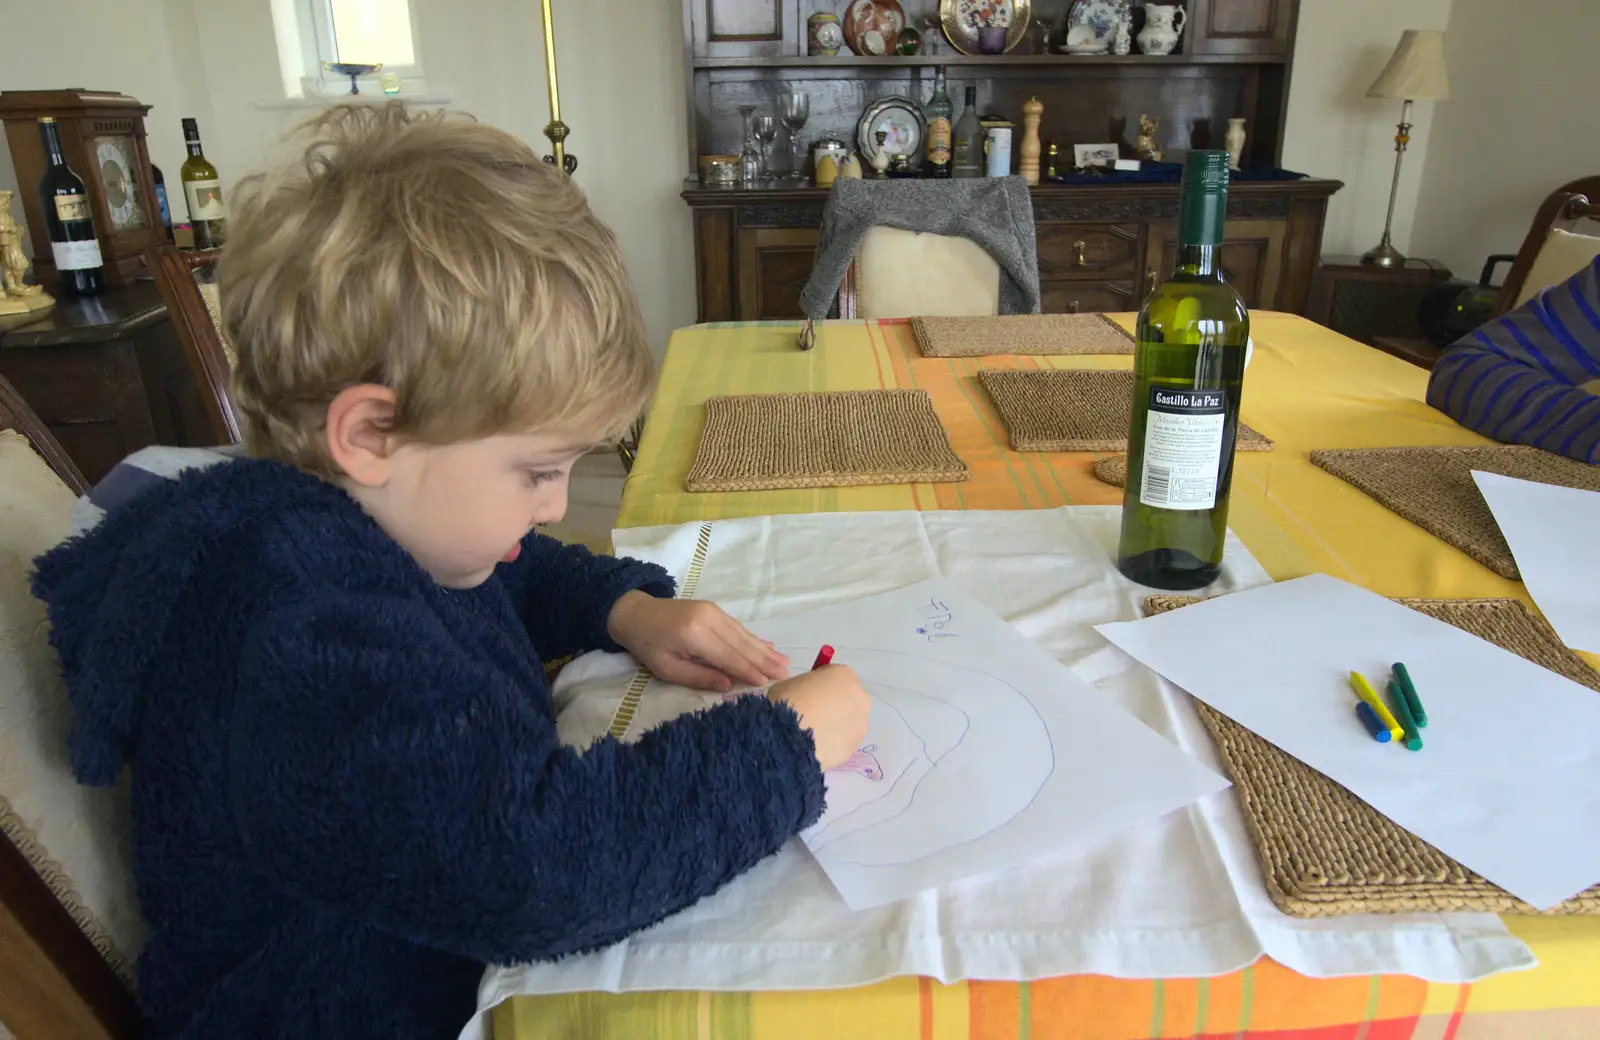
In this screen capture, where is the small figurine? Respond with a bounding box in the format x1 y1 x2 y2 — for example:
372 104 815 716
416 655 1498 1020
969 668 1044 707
870 129 892 179
1136 113 1164 163
0 190 54 316
1111 0 1133 54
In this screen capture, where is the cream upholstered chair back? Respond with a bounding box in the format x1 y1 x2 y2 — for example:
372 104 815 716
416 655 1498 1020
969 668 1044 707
845 226 1002 320
0 376 143 1037
1496 176 1600 313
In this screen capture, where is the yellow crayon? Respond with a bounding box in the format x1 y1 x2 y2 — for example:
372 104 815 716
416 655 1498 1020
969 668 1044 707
1349 671 1404 741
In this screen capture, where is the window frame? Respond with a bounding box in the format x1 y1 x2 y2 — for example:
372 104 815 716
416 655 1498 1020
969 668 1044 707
296 0 426 96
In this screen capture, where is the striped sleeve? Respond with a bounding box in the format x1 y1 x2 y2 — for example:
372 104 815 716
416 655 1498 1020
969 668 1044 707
1426 256 1600 463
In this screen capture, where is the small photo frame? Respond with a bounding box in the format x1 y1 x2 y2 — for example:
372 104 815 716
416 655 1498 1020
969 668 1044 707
1074 143 1119 169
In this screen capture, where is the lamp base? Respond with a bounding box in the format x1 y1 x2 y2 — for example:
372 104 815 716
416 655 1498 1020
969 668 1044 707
1361 240 1406 268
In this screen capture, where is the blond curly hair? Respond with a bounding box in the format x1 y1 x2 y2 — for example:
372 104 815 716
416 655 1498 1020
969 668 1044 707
218 103 653 476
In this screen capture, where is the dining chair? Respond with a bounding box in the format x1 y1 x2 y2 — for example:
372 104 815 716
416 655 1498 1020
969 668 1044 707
1495 175 1600 315
144 245 239 445
0 374 143 1040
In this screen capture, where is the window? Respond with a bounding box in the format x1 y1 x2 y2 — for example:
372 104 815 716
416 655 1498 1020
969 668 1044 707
272 0 424 97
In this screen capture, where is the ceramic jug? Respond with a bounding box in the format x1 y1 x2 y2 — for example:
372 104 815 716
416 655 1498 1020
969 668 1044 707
1137 3 1185 55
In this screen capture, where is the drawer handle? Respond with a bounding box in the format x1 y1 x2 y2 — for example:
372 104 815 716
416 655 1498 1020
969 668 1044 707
1067 299 1081 314
1145 267 1158 295
1073 239 1087 266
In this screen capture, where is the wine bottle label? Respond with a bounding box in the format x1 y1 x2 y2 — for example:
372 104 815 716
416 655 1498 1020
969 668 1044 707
928 118 952 165
54 194 91 222
184 179 226 221
1138 388 1226 511
51 238 104 272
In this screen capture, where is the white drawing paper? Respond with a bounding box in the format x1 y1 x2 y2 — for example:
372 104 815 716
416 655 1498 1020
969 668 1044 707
740 578 1229 911
1095 573 1600 910
1472 470 1600 654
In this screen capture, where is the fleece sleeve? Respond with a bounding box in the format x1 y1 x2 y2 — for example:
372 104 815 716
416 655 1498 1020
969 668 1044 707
226 593 825 965
495 532 677 660
1427 257 1600 463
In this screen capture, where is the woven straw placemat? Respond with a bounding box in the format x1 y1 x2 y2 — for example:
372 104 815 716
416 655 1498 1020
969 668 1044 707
979 369 1273 453
1145 593 1600 916
912 313 1135 357
1093 454 1128 486
1310 445 1600 580
685 389 970 492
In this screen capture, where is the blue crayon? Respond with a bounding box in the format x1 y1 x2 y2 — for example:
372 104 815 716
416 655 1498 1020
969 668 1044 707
1355 700 1391 742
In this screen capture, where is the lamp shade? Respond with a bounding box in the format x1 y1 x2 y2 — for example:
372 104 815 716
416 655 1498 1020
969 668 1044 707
1367 30 1450 101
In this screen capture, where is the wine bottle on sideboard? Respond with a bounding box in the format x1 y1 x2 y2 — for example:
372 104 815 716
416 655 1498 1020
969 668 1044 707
923 66 952 179
152 164 175 243
1115 150 1249 591
952 86 983 178
36 117 106 298
180 117 227 249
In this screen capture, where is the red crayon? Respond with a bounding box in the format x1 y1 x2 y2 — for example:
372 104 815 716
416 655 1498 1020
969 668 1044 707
811 645 835 670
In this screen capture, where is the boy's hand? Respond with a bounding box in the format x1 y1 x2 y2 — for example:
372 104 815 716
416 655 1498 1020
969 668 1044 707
767 667 871 771
607 591 790 691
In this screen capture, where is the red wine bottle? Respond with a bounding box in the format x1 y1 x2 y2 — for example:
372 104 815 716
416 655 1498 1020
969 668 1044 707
36 117 106 297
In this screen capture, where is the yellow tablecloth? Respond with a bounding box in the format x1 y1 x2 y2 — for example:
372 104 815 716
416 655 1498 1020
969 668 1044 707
496 315 1600 1040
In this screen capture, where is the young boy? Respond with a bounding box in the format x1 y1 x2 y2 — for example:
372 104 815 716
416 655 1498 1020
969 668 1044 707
32 105 870 1039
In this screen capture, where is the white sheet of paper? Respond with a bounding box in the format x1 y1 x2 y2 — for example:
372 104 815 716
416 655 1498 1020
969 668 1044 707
739 578 1228 910
1096 573 1600 910
1473 470 1600 654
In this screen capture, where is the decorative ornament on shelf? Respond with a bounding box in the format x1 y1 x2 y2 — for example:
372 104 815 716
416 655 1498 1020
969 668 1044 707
322 62 382 95
844 0 906 56
940 0 1031 56
840 152 864 179
1135 113 1164 163
1019 97 1043 185
808 11 845 56
896 27 923 54
1060 0 1118 53
1225 118 1247 171
871 130 892 178
0 190 54 315
1136 3 1186 55
1361 29 1451 267
1111 2 1133 55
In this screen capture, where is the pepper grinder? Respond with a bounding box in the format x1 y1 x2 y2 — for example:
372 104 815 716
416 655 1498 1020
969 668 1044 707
1019 97 1043 185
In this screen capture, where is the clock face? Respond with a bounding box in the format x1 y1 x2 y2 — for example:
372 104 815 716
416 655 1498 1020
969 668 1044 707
92 135 149 232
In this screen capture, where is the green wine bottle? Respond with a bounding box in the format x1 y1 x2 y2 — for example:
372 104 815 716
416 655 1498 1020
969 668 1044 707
1115 151 1249 590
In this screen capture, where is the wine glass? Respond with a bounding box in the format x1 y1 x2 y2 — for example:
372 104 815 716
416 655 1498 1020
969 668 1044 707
780 90 811 180
921 13 941 54
738 104 761 185
753 114 778 182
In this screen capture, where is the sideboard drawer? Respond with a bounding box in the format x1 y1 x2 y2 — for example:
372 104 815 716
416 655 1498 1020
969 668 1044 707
1037 222 1141 281
1041 279 1137 314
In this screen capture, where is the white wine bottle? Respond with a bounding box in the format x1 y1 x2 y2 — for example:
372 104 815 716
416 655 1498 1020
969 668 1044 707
1115 151 1249 590
180 117 226 249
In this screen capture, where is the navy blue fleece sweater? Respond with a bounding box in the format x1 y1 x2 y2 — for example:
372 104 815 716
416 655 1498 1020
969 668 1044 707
31 455 827 1039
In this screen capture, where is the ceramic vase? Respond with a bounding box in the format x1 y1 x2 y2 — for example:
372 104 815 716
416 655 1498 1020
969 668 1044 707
808 12 844 56
1225 118 1247 171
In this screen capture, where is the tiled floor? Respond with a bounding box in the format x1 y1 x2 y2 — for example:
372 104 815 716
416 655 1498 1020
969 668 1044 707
543 451 627 553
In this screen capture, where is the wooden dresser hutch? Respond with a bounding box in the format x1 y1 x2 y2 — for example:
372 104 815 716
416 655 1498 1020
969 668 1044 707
678 0 1340 322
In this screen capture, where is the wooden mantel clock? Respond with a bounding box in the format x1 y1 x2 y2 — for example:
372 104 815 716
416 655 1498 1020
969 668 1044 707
0 89 165 287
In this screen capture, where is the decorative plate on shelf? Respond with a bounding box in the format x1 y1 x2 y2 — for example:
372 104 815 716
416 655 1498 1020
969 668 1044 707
856 96 927 163
843 0 907 56
1060 0 1122 51
939 0 1032 55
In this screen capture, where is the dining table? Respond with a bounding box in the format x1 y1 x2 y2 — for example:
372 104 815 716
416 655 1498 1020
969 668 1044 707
491 313 1600 1040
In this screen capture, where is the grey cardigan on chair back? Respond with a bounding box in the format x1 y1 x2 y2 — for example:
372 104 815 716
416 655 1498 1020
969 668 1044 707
797 176 1042 321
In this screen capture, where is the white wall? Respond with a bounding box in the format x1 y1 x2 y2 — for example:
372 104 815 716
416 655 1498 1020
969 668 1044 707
1409 0 1600 279
1280 0 1455 258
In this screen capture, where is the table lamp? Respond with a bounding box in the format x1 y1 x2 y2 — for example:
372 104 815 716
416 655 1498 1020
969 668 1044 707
1361 30 1450 267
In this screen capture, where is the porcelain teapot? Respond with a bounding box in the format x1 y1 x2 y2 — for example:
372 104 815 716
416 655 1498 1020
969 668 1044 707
1137 3 1186 55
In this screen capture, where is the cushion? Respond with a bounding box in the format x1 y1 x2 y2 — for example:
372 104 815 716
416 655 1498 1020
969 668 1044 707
0 430 143 987
856 226 1001 319
1515 228 1600 307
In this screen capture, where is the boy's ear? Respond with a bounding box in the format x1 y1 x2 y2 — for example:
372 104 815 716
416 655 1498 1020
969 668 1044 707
325 384 400 487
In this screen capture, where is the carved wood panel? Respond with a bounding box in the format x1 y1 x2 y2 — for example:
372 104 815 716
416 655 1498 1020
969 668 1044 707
1187 0 1293 56
1144 218 1286 309
737 228 819 319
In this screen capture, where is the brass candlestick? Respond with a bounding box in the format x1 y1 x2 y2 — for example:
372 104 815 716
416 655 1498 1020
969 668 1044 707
538 0 576 174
